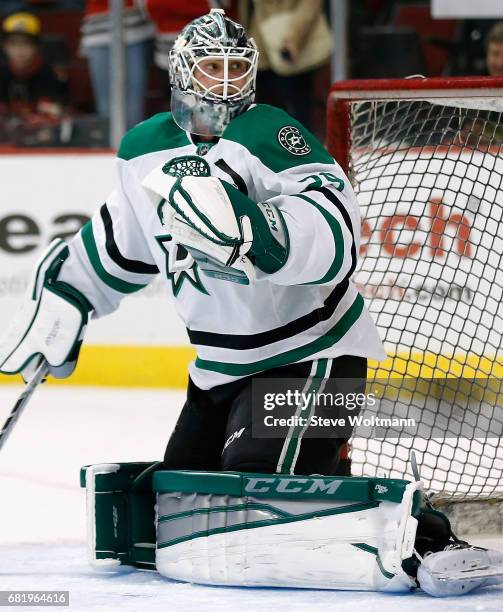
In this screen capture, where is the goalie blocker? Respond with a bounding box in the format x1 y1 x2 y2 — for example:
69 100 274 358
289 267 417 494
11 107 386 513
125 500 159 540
80 463 503 596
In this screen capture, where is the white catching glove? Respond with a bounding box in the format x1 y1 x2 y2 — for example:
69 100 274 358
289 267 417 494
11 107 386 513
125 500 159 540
142 159 289 280
0 239 92 382
166 175 256 276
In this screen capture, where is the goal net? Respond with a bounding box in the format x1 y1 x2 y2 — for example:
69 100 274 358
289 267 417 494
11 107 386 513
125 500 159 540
327 77 503 503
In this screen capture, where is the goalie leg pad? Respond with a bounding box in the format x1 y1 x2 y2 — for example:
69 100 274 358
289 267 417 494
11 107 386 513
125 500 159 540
153 471 421 591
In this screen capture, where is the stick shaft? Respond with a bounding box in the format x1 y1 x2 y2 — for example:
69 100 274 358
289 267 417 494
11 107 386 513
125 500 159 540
0 361 49 451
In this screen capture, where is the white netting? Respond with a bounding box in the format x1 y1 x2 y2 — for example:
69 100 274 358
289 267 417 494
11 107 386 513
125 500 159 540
344 97 503 501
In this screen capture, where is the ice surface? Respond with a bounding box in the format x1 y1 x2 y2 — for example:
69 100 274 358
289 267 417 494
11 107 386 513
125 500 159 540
1 385 502 611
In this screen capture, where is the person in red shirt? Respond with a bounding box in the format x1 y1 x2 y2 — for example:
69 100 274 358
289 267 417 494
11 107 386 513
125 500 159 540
0 12 68 119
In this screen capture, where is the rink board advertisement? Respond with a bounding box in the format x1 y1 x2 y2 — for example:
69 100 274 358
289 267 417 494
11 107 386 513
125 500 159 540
0 153 192 387
354 147 503 378
1 149 502 386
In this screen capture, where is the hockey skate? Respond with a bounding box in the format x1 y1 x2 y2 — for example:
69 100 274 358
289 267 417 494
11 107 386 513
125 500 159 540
417 542 503 597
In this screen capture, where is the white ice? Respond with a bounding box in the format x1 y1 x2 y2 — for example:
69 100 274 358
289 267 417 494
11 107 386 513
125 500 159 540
1 385 502 611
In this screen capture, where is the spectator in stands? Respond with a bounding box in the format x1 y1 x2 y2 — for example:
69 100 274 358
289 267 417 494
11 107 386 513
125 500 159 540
80 0 154 129
0 12 68 120
486 22 503 77
243 0 332 134
452 22 503 148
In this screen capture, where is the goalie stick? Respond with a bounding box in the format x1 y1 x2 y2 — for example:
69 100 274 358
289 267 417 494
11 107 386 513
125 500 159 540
0 360 49 451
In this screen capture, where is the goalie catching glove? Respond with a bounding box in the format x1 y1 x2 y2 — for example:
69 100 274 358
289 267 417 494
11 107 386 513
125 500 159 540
0 239 92 381
153 169 289 279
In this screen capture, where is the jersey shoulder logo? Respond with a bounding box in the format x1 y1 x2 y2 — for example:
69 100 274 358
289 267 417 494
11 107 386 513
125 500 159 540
277 125 312 156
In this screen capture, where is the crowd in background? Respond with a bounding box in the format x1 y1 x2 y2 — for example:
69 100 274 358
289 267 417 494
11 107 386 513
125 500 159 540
0 0 502 148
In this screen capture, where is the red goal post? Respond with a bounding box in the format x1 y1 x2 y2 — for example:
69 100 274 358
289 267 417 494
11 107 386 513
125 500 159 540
327 76 503 175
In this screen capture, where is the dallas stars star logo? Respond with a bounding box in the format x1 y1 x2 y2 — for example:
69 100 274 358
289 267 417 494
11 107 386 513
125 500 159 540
155 234 209 297
278 125 312 156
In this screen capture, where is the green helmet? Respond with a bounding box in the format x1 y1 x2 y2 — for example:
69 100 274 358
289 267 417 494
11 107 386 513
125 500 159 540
169 9 259 137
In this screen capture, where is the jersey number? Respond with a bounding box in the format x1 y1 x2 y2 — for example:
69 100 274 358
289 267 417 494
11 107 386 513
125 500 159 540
300 173 345 192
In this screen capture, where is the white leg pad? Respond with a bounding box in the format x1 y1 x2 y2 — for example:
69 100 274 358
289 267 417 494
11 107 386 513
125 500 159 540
155 478 421 591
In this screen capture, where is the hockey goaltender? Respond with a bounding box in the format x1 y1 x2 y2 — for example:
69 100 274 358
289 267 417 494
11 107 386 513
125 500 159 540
1 9 502 597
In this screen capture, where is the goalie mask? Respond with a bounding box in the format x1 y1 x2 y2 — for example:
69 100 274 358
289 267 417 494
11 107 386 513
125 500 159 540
168 8 258 137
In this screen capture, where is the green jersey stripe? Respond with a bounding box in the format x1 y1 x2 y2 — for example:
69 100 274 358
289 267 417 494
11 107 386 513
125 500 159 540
81 221 147 294
316 186 358 277
187 281 350 350
194 294 364 376
294 193 345 285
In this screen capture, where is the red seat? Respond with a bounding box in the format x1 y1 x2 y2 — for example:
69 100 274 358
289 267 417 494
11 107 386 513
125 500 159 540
393 4 459 76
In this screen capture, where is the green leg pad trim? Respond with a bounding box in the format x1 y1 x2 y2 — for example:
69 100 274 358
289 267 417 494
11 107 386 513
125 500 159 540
81 461 162 570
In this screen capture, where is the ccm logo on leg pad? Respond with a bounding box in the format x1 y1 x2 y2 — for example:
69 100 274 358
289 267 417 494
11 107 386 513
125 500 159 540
244 477 343 495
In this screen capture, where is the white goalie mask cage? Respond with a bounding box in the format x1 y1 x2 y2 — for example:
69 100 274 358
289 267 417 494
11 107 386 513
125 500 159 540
168 9 259 137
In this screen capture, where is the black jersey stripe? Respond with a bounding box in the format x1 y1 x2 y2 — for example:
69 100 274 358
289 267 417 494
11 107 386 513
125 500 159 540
312 186 358 276
187 279 350 349
215 159 249 195
100 204 159 275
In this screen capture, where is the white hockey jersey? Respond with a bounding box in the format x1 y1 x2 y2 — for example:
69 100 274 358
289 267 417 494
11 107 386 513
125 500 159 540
58 104 386 389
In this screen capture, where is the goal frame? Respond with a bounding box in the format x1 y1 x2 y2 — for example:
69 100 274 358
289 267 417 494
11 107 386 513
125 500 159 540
325 76 503 534
326 75 503 174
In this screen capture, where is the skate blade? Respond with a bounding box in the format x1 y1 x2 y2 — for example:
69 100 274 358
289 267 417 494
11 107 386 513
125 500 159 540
433 566 503 582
